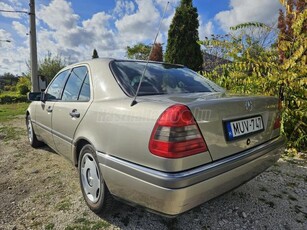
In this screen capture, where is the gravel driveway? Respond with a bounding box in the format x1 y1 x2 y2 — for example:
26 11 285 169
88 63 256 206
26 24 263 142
0 117 306 230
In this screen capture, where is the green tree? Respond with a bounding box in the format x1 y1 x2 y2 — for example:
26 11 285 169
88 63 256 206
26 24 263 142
199 0 306 150
0 72 18 89
126 43 151 60
92 49 99 59
277 0 306 150
149 43 163 62
0 72 16 79
199 22 279 93
165 0 203 71
37 52 67 82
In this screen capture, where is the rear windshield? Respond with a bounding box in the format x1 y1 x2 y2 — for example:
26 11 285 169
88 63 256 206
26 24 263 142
110 60 224 96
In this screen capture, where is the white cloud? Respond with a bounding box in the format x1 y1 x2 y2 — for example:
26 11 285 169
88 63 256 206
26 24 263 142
114 0 135 17
0 2 21 19
82 12 116 50
215 0 281 31
36 29 57 54
12 21 28 37
154 0 180 9
115 0 161 43
8 0 23 8
0 29 29 75
37 0 79 30
199 21 214 40
82 12 112 34
0 0 181 75
0 29 13 42
36 2 118 61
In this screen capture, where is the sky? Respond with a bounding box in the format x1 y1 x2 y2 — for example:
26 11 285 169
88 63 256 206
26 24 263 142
0 0 282 76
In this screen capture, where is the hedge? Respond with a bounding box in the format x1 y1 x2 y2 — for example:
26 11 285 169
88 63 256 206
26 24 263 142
0 94 28 104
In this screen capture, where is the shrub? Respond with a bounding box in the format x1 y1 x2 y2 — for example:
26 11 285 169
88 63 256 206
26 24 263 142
18 84 30 95
4 85 12 91
200 14 306 151
0 94 27 104
16 77 31 95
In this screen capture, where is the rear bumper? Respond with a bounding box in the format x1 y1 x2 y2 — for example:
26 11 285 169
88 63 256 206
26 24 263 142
97 136 285 216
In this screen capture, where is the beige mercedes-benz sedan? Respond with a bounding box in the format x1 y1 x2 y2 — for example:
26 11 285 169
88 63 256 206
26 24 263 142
26 58 285 216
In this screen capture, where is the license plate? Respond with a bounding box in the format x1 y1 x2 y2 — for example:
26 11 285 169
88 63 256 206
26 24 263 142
224 116 264 141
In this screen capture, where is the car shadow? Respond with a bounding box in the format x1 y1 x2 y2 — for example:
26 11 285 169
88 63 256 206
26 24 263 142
96 200 182 229
93 156 307 230
38 144 57 154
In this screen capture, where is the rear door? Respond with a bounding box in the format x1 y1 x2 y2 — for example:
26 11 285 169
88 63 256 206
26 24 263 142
51 66 92 161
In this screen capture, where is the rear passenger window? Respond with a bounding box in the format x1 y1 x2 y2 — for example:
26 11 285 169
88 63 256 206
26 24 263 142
62 66 89 101
78 74 90 101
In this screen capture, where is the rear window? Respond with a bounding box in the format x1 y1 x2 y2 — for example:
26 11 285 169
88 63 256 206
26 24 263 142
110 61 224 96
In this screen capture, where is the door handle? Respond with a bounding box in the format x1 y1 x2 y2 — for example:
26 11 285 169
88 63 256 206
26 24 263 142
46 106 53 113
69 109 80 118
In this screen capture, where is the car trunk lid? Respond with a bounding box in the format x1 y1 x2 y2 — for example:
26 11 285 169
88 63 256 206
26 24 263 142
143 92 281 161
187 94 280 161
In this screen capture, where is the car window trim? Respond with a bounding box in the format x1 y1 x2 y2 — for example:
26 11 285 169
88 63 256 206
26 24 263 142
77 68 90 102
59 69 73 101
109 60 132 98
59 66 91 103
45 69 71 102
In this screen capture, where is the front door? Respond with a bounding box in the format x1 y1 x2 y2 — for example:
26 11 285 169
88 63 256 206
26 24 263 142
34 101 55 149
34 69 70 150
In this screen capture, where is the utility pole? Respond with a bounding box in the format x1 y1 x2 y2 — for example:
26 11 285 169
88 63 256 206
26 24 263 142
29 0 39 92
0 1 38 91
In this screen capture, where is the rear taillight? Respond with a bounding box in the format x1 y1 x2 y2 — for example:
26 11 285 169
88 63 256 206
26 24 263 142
273 99 282 129
149 104 208 158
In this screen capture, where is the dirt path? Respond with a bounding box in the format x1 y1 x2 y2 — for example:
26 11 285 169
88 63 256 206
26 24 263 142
0 117 306 230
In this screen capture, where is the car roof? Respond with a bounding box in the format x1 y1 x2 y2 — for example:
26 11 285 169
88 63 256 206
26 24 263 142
62 57 114 70
57 58 187 100
62 58 184 71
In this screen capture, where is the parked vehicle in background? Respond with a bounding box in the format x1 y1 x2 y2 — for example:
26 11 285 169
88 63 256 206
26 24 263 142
26 58 284 216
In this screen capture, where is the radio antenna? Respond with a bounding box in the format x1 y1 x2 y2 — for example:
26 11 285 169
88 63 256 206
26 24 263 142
131 1 169 106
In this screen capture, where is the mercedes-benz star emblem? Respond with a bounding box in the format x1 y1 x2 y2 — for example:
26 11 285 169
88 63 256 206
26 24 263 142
245 100 253 111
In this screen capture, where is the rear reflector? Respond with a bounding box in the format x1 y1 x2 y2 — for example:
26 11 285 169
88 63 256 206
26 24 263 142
149 104 208 158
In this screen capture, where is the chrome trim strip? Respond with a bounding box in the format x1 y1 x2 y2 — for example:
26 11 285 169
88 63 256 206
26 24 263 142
97 136 285 189
52 129 73 144
32 120 72 144
32 120 53 134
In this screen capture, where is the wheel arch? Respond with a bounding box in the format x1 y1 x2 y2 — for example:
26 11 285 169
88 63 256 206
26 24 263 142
73 138 93 167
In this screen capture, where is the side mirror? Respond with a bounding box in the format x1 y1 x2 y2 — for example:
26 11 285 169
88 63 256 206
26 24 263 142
27 92 42 101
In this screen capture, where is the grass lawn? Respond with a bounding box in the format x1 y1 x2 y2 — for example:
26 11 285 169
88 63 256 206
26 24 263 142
0 102 29 122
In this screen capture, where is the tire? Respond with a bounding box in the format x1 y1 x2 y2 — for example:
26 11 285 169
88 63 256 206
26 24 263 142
26 115 44 148
78 144 113 214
